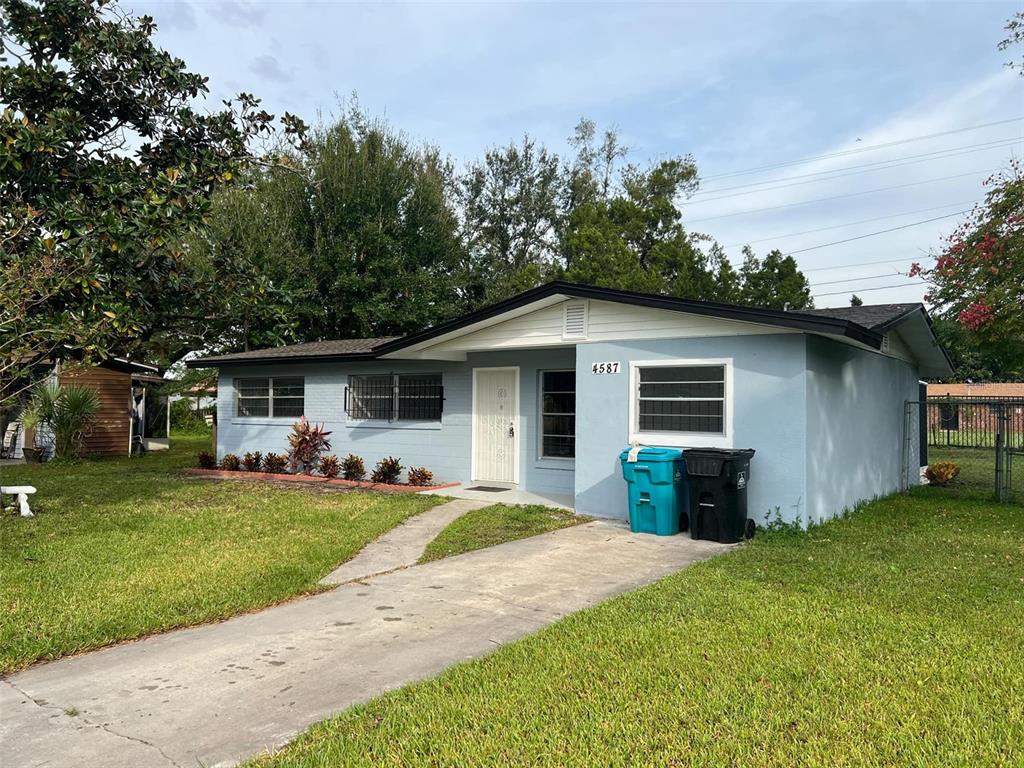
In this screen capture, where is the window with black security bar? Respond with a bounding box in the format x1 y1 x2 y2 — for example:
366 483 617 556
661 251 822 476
346 373 443 422
236 376 304 418
540 370 575 458
637 365 726 435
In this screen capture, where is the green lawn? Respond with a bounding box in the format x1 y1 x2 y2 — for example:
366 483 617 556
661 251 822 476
419 504 588 563
0 436 438 673
929 445 1023 499
253 485 1024 767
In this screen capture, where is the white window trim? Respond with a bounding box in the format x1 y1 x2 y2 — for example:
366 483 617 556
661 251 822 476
627 358 734 449
234 375 305 421
537 368 576 464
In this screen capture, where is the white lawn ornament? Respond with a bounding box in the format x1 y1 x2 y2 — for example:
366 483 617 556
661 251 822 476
1 486 36 517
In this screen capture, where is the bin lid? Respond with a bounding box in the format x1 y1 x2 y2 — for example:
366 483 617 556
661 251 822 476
682 447 756 459
619 446 685 462
682 447 755 477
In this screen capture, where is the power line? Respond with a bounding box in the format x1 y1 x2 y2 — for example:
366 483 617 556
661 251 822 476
784 210 971 256
691 138 1021 201
686 167 997 224
811 272 904 287
723 200 978 247
701 117 1024 181
697 137 1019 195
812 282 921 298
803 255 928 273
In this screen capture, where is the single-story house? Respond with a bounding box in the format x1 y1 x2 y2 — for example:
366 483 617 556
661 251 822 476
188 281 952 526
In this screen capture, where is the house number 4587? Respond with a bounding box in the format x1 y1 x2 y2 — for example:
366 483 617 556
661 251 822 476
591 361 620 374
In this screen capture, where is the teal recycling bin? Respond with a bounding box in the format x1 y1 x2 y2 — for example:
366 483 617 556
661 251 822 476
619 447 687 536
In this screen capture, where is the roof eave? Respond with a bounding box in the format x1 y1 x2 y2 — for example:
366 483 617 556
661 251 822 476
185 351 382 369
373 281 884 355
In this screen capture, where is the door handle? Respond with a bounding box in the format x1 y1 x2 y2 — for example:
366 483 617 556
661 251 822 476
507 422 515 438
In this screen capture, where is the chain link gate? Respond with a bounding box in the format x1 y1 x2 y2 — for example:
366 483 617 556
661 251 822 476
906 395 1024 502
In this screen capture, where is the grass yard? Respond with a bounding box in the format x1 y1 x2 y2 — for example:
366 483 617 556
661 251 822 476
419 504 588 563
929 445 1024 500
253 485 1024 767
0 436 438 673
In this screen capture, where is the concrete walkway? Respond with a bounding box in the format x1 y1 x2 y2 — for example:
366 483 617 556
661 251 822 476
1 521 730 768
321 498 487 586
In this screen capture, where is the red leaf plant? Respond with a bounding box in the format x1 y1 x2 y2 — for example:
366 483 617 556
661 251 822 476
286 416 333 475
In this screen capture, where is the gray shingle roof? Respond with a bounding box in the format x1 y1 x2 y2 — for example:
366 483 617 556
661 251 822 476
195 337 398 365
796 303 921 331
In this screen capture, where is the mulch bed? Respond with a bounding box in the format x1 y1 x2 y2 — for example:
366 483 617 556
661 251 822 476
184 468 459 494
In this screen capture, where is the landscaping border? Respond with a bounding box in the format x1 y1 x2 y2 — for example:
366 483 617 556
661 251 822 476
184 468 459 494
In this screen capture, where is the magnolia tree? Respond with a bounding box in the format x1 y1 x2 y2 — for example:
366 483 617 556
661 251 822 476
0 0 305 415
911 162 1024 369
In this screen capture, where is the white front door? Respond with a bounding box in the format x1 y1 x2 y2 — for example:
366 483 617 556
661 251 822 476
472 367 519 483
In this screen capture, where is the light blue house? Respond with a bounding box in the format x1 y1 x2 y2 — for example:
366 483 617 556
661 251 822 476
189 282 952 526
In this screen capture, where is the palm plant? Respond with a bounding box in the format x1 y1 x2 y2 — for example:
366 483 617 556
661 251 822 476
26 381 100 459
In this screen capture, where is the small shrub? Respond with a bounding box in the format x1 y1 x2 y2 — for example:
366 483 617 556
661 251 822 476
263 452 288 474
220 453 241 471
371 456 403 484
242 451 263 472
197 450 216 469
341 454 366 481
407 466 434 486
286 416 333 475
925 461 961 486
319 454 341 479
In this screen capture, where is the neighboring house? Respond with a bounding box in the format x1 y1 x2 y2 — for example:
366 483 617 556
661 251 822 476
927 382 1024 398
925 382 1024 440
11 358 169 459
188 281 952 526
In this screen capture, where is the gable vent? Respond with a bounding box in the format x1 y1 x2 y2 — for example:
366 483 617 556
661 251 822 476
562 302 589 339
881 334 891 353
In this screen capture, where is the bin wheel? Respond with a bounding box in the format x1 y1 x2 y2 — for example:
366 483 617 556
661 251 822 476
744 518 756 539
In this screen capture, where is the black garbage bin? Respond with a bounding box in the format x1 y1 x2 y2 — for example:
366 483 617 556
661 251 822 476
683 448 756 543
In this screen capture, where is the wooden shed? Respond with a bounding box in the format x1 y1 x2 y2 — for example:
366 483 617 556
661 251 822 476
56 358 168 457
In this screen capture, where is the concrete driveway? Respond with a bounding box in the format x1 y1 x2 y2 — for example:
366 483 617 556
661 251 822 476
1 520 729 768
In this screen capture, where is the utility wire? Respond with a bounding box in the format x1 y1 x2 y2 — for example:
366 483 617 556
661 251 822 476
686 167 997 224
803 255 929 273
701 117 1024 181
812 282 921 298
811 272 904 287
723 200 978 247
784 210 971 256
691 138 1021 201
696 137 1020 195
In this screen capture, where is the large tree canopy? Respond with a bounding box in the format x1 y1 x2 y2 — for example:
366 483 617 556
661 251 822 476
0 0 303 406
193 112 816 354
184 108 466 352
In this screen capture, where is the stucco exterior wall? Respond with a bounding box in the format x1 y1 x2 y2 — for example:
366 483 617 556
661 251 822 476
216 348 574 497
805 335 921 524
215 332 919 527
572 334 809 524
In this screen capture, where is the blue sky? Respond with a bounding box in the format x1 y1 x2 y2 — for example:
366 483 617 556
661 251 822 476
137 1 1022 307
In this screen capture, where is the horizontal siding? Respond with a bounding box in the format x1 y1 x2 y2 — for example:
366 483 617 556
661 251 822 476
413 299 796 354
59 368 130 457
